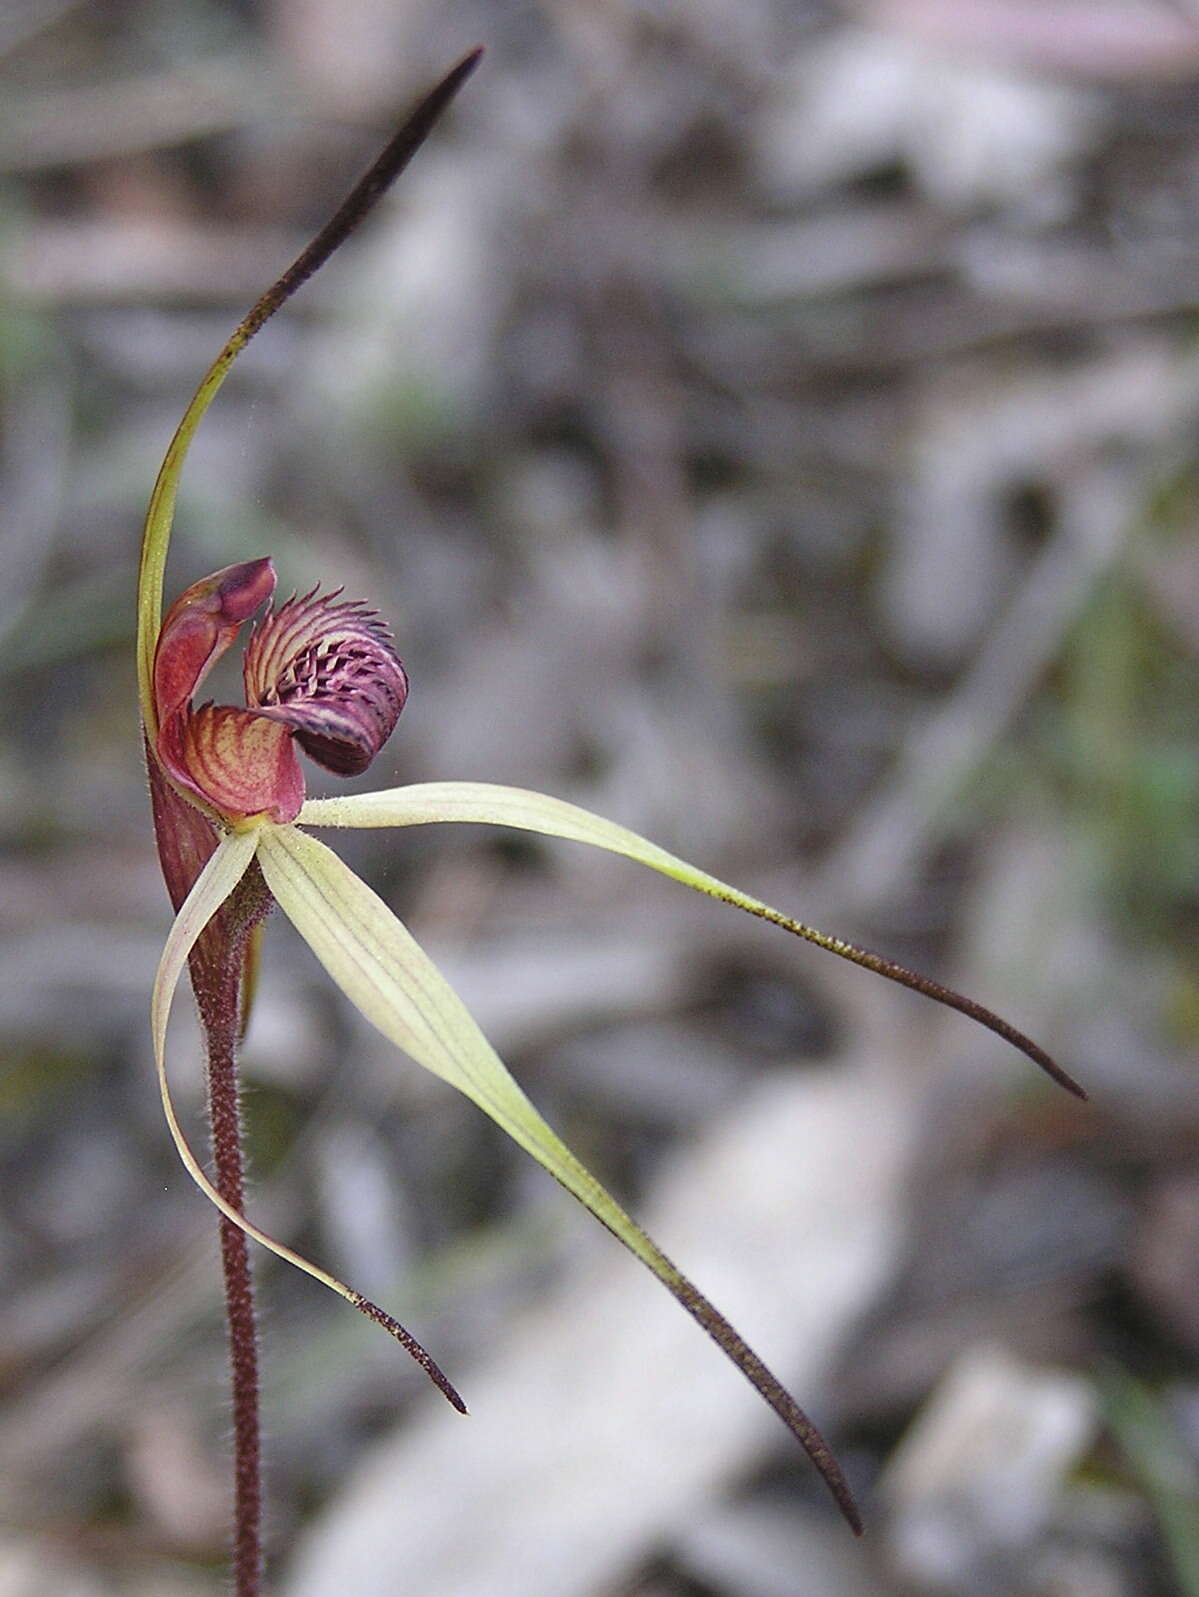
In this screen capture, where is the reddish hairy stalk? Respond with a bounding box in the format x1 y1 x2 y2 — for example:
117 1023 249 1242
197 937 268 1597
151 752 271 1595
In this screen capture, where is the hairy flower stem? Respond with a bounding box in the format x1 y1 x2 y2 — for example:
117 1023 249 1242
182 846 273 1596
201 974 263 1597
150 688 296 1590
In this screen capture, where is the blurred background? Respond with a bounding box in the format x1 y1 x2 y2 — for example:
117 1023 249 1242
4 1 1199 1593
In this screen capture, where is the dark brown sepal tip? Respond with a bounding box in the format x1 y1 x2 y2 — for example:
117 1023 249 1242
714 891 1087 1101
350 1292 468 1414
665 1269 863 1533
236 45 486 348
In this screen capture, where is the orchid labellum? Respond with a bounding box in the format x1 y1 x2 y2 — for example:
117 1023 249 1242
139 48 1083 1596
153 558 408 824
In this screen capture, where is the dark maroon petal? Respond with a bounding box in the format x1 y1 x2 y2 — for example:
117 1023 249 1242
244 588 408 776
154 559 276 727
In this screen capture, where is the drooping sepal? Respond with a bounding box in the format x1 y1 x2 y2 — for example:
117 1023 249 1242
151 824 466 1412
255 822 863 1531
244 588 408 776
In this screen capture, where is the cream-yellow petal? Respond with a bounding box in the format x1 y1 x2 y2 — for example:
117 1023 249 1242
256 820 859 1530
298 782 1082 1099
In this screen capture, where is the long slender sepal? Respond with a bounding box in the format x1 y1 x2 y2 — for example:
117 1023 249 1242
256 822 861 1531
151 826 466 1412
299 783 1084 1099
136 47 483 737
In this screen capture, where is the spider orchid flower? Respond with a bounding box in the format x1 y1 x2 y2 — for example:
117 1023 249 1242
139 49 1084 1557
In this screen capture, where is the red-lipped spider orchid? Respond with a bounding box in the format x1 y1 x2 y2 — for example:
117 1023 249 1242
139 49 1084 1596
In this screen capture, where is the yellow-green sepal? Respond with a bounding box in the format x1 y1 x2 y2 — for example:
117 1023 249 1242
151 825 263 1225
136 332 252 737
